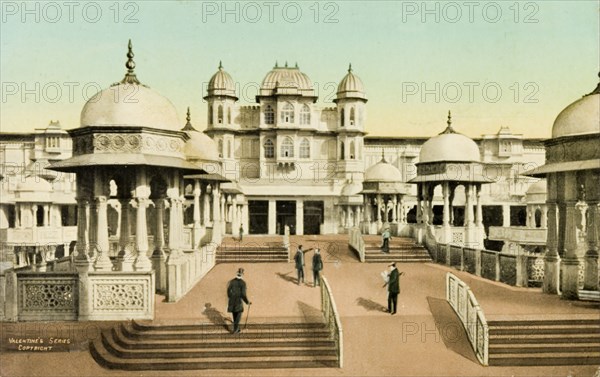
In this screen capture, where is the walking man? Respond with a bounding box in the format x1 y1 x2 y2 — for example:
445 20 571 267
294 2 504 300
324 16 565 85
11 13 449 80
227 267 251 334
384 262 404 315
312 248 323 287
381 227 391 253
294 245 311 285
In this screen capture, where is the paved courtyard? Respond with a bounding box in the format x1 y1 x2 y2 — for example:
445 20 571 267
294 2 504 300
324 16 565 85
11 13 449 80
1 235 599 377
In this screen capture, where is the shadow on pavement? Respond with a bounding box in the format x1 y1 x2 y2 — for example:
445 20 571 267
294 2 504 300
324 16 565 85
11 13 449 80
297 301 323 322
426 296 478 364
356 297 387 313
202 303 229 330
276 271 298 284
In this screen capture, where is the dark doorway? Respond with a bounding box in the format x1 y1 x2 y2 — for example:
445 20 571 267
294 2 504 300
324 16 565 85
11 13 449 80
452 207 465 227
483 205 503 251
303 201 324 235
276 200 296 235
248 200 268 234
406 206 417 223
510 206 527 226
36 206 44 227
432 205 444 226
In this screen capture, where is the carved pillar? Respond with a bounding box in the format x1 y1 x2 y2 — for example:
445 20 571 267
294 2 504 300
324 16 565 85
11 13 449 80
117 198 132 271
355 206 361 229
376 194 383 224
421 185 429 225
416 184 422 224
544 173 560 294
152 198 167 293
561 171 580 300
132 196 152 271
268 199 276 234
93 196 113 271
583 173 599 291
391 196 398 223
540 204 548 229
43 205 49 227
203 184 211 226
442 182 450 227
193 180 201 227
502 203 510 227
296 200 304 235
74 198 91 271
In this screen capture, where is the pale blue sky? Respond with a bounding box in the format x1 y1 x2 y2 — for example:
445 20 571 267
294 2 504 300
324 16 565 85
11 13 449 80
1 0 598 137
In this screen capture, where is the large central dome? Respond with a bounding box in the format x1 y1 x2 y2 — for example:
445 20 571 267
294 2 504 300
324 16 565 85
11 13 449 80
80 40 181 132
419 112 480 164
260 63 314 96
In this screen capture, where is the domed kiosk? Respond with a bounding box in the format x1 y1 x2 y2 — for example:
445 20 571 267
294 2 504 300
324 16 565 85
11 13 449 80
525 73 600 299
48 42 225 317
410 112 491 247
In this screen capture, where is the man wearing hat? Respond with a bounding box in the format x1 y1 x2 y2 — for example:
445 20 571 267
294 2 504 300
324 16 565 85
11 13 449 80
227 267 251 334
384 262 404 315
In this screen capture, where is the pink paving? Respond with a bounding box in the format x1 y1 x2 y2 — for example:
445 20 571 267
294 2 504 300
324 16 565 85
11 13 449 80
1 235 599 377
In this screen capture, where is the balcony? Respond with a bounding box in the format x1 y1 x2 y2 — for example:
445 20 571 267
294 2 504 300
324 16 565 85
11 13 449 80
0 226 77 245
488 226 547 245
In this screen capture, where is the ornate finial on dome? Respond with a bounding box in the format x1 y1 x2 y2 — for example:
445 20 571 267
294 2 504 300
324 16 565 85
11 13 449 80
440 110 456 134
182 106 196 131
381 148 387 163
218 60 223 70
348 63 353 73
117 39 142 86
585 71 600 96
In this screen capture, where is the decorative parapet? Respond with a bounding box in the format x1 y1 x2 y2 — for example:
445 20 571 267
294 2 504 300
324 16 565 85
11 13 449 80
446 272 489 365
15 272 78 321
348 227 365 262
320 276 343 368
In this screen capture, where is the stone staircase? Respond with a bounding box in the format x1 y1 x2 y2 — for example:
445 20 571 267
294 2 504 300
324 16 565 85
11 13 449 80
90 319 338 370
216 237 288 263
362 236 431 263
487 318 600 366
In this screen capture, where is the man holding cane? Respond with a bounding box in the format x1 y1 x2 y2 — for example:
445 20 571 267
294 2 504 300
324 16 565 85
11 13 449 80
227 267 251 334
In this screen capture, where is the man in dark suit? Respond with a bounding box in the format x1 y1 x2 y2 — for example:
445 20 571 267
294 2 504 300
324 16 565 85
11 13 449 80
385 262 404 315
294 245 311 285
312 248 323 287
227 267 251 334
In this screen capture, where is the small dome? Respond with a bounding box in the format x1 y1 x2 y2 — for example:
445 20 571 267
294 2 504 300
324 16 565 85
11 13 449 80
261 63 313 95
526 180 547 195
206 62 237 99
80 40 181 132
182 108 220 162
341 181 363 196
419 112 480 164
365 159 402 182
552 91 600 139
16 176 52 192
336 64 367 101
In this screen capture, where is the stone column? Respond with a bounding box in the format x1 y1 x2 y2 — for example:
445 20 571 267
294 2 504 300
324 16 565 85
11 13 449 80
220 193 226 229
74 198 91 272
540 205 548 229
526 205 533 228
475 184 484 249
583 173 599 291
43 205 49 227
442 181 451 244
296 200 304 235
449 185 455 226
93 196 113 271
421 185 429 225
232 196 239 237
561 171 580 299
502 203 511 227
152 197 167 293
132 196 152 271
416 184 423 224
192 180 201 247
203 184 211 226
465 184 474 227
355 206 361 229
376 194 383 225
212 184 222 242
268 199 276 234
117 198 132 271
544 173 560 294
391 196 398 223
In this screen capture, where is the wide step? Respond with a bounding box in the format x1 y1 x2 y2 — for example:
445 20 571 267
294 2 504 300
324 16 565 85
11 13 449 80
91 320 338 370
487 319 600 366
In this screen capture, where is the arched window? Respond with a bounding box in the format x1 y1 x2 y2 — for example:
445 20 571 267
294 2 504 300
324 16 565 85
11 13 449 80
300 138 310 158
264 105 274 125
340 108 345 127
218 139 223 157
350 141 356 159
300 104 310 125
227 108 231 124
264 139 274 158
281 103 294 123
208 105 213 125
350 107 355 126
340 141 345 160
217 105 224 124
281 137 294 158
